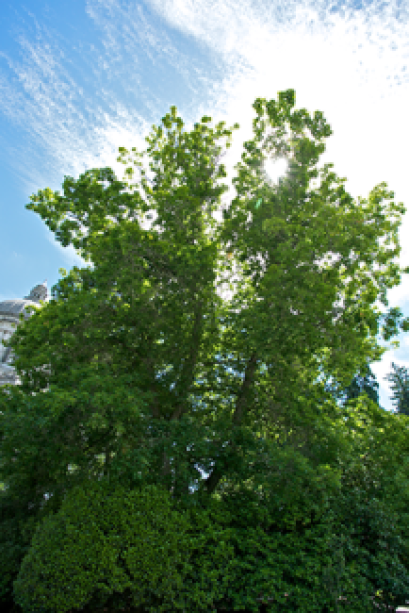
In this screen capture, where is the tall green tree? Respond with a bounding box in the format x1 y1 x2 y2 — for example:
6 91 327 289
384 361 409 416
321 361 381 409
342 363 380 406
2 90 409 612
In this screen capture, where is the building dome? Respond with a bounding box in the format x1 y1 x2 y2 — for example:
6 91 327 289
0 279 48 318
0 298 42 320
23 281 48 304
0 280 49 386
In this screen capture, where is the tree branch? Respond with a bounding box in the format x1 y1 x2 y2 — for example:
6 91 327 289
201 352 259 497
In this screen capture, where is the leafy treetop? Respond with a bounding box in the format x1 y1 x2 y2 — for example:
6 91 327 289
1 89 409 517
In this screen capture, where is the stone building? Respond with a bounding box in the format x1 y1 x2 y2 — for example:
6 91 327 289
0 280 50 391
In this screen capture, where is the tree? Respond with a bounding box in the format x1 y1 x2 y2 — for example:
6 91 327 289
2 90 409 612
319 361 381 409
384 361 409 416
342 362 380 406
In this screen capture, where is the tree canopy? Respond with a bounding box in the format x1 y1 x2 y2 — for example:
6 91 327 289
1 89 409 612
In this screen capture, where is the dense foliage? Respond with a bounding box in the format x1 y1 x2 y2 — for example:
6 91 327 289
1 89 409 612
12 481 208 613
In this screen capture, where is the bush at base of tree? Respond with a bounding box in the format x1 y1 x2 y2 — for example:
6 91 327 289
182 461 408 612
12 480 218 613
11 444 409 613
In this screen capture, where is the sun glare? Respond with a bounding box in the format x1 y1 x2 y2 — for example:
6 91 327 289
263 157 288 186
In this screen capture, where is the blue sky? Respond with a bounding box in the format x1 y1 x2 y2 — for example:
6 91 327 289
1 0 409 492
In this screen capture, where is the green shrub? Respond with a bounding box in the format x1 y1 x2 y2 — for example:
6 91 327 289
176 448 409 613
0 484 61 612
12 479 217 613
185 468 349 613
10 446 409 613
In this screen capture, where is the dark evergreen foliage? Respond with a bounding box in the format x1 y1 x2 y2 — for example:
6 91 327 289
384 362 409 416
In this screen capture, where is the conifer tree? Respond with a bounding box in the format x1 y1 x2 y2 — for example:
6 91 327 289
385 361 409 416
